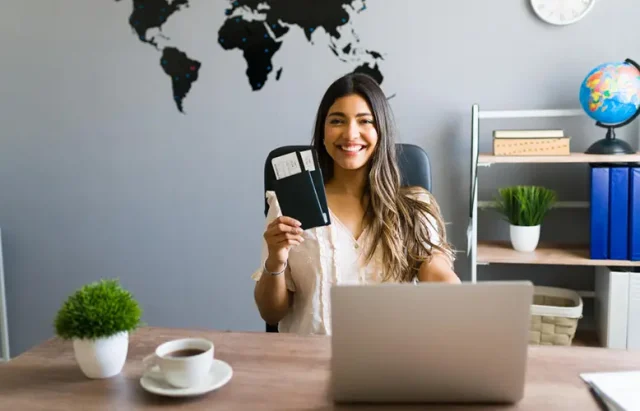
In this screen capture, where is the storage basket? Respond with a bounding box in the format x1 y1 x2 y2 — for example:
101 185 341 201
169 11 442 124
529 286 583 346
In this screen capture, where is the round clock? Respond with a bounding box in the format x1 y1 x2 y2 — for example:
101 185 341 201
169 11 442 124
530 0 596 26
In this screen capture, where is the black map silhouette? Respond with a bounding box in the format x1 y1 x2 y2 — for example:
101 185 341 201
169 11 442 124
114 0 385 113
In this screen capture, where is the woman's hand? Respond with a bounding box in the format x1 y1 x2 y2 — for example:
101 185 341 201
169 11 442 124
255 215 303 325
263 216 305 271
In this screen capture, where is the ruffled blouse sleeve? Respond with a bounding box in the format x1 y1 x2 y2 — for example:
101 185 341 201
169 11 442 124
251 191 296 291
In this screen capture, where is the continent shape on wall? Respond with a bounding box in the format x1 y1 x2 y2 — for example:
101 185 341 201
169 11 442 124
218 0 385 90
115 0 386 113
160 48 201 113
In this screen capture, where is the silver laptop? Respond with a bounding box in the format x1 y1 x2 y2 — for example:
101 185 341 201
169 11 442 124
330 281 533 404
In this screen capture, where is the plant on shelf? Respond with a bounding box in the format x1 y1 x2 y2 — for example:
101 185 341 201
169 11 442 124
54 278 143 379
494 185 557 252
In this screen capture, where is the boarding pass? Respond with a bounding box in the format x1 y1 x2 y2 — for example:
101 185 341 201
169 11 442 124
271 150 316 180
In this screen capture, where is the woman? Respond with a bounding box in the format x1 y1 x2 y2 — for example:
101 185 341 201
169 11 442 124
252 73 459 335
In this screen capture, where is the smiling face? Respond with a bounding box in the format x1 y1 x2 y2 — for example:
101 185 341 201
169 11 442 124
323 94 379 172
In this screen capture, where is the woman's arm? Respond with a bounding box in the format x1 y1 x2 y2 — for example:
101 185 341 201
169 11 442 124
254 258 293 325
252 192 301 325
418 252 461 283
408 189 460 284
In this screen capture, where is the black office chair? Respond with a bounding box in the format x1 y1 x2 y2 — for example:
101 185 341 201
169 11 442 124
262 143 432 332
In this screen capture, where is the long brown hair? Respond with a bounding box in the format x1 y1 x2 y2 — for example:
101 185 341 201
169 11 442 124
311 73 455 282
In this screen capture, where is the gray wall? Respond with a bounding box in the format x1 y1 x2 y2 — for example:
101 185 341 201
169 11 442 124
1 0 639 356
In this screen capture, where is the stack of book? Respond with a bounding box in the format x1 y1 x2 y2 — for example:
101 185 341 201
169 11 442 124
492 129 570 156
590 165 640 261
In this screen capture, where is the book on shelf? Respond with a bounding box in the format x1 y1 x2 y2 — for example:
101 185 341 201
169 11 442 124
609 166 630 260
630 167 640 261
589 164 640 261
590 165 610 260
594 266 640 350
492 129 564 138
493 137 570 156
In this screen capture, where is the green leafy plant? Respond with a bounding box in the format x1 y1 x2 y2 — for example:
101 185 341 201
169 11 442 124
54 279 143 340
494 185 557 226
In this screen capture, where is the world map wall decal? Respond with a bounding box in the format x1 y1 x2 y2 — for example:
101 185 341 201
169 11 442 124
114 0 386 113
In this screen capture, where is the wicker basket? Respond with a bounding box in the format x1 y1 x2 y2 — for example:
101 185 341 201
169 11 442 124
529 286 583 346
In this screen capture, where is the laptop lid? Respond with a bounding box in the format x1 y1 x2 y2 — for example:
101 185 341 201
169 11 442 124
330 281 533 404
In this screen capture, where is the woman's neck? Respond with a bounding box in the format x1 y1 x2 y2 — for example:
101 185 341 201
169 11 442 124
326 166 368 198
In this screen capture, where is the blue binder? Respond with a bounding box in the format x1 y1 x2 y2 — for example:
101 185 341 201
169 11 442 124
629 166 640 261
589 165 609 259
609 166 629 260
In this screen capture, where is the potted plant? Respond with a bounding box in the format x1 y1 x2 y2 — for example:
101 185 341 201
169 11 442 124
53 279 142 379
494 185 557 252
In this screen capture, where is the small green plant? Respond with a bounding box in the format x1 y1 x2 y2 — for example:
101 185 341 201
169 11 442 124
54 279 142 340
494 185 557 226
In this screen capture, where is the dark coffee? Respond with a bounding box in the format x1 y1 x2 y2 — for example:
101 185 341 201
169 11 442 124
164 348 206 358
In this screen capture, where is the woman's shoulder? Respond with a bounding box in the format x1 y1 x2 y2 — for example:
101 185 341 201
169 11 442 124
400 186 443 229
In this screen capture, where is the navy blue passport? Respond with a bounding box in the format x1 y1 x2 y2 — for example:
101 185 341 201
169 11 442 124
609 166 629 260
274 171 327 231
629 166 640 260
589 165 610 259
271 149 330 231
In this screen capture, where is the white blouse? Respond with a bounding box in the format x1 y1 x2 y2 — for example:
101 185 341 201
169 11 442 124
251 190 444 335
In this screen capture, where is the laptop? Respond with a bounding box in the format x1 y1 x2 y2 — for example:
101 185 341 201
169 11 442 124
330 281 534 404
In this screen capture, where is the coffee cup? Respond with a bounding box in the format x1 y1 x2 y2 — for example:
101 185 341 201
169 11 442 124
143 338 214 388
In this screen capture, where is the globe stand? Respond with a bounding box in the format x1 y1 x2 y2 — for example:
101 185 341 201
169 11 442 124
585 126 636 155
584 58 640 155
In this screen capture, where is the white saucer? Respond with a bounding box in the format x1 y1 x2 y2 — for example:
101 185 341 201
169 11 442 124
139 359 233 397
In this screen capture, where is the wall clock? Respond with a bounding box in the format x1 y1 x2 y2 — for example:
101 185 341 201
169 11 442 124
530 0 596 25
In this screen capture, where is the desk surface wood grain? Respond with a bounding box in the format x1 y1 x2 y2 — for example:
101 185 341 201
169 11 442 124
1 327 639 410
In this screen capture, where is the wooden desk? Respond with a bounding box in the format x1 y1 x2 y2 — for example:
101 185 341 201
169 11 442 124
1 326 639 410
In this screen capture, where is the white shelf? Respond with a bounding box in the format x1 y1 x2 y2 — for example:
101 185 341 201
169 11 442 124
478 152 640 166
477 241 640 267
478 108 585 119
468 104 640 285
478 201 588 209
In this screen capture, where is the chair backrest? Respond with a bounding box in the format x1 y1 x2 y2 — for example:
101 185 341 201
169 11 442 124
261 143 432 333
263 143 432 217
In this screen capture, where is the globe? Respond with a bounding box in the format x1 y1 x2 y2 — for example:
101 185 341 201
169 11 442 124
579 58 640 154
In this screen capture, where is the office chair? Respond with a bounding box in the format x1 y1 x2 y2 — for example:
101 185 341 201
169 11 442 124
262 143 432 332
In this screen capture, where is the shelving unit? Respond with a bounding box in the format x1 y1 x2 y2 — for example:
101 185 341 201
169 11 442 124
0 228 9 362
468 104 640 284
468 105 640 348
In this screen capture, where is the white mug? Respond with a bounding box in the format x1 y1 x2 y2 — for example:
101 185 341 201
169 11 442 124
143 338 214 388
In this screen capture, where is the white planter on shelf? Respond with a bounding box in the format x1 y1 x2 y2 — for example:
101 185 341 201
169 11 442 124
72 331 129 379
510 224 541 252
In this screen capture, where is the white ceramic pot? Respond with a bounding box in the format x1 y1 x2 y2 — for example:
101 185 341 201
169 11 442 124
510 224 541 252
73 331 129 379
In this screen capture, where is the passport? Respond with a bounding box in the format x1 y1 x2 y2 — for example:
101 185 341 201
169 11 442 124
271 149 330 231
